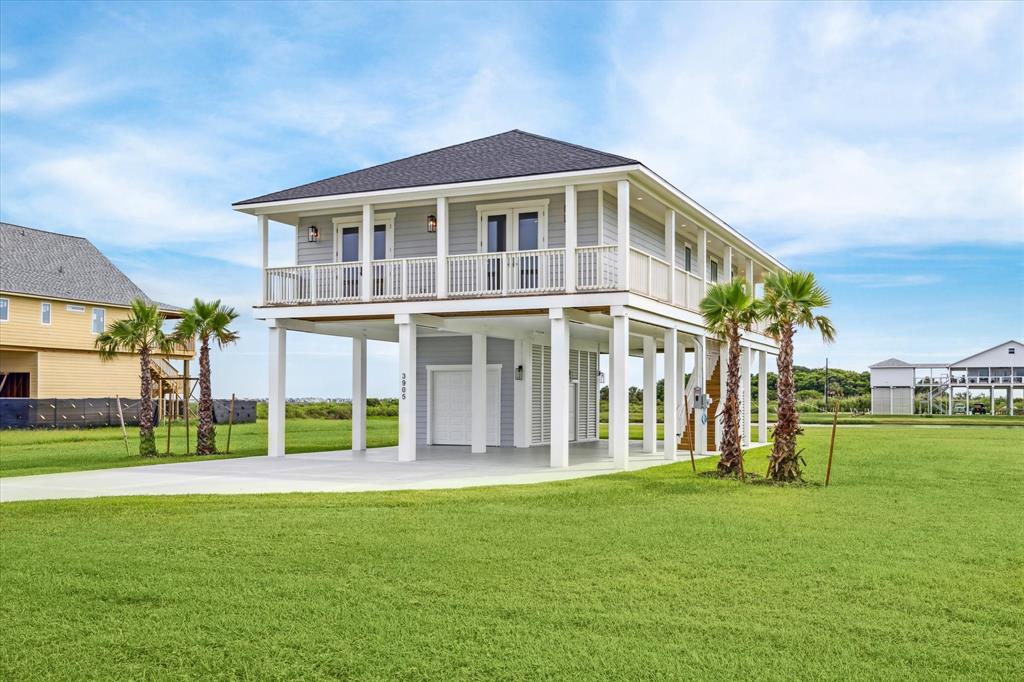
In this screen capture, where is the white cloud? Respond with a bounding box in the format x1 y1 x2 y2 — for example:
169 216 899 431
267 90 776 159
828 273 942 288
0 68 122 114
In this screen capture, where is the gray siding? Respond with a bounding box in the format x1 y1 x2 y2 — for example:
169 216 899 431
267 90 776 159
296 217 334 264
630 207 665 259
602 191 617 245
416 335 514 447
577 190 598 247
394 205 437 258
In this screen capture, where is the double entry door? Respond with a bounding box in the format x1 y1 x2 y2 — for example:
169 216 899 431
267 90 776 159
335 217 394 298
480 207 544 292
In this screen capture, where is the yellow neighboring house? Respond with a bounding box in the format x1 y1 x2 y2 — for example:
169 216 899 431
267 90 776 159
0 222 193 398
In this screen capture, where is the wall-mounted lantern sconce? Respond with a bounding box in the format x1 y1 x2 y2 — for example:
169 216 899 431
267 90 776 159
515 365 524 381
307 225 320 243
597 371 606 384
427 214 438 233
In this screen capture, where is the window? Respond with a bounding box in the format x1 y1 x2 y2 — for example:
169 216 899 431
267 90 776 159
710 260 719 282
91 307 105 334
1010 348 1016 355
40 302 52 325
66 304 85 313
0 298 7 322
486 214 508 253
340 227 359 262
373 224 387 260
684 246 692 272
517 212 539 251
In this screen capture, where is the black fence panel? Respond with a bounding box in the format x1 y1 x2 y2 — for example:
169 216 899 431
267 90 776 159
212 399 257 424
0 398 157 429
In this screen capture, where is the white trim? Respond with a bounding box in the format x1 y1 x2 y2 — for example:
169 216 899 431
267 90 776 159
65 304 85 313
332 213 396 261
90 307 106 334
0 297 8 323
40 301 52 326
425 363 502 447
476 200 549 252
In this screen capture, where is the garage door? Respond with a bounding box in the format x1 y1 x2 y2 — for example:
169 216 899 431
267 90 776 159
430 367 500 446
891 387 913 415
872 387 891 415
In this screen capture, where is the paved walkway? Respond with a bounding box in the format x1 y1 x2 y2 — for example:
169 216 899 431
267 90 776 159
0 441 704 503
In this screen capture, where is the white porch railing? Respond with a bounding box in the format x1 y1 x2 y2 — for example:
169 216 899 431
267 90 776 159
576 245 618 291
629 248 672 302
265 262 363 305
448 248 567 297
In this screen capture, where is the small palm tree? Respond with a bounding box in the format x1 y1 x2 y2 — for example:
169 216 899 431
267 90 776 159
96 299 174 456
700 278 760 477
757 272 836 482
175 299 239 455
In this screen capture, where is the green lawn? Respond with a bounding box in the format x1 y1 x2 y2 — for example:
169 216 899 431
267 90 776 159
0 418 398 478
2 427 1021 680
797 412 1024 426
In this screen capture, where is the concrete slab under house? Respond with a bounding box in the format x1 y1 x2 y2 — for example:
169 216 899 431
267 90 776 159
233 130 784 469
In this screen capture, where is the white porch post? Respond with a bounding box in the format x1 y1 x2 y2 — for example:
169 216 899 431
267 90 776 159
642 335 657 453
758 350 768 443
663 327 678 461
267 325 286 457
360 204 374 302
746 257 755 290
665 209 676 304
990 386 995 415
513 339 528 448
723 245 733 282
616 180 630 291
258 215 268 306
471 332 487 454
351 335 367 451
1009 387 1015 416
948 384 953 415
717 342 727 449
611 309 630 468
549 309 570 468
565 185 577 294
607 330 616 458
741 345 752 446
436 197 448 299
396 314 417 462
695 335 708 455
697 228 708 298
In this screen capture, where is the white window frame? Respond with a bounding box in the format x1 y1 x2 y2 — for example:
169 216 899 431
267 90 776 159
709 258 719 283
0 297 8 322
66 304 85 313
332 213 395 261
476 199 549 253
425 363 502 446
40 301 52 325
91 307 106 334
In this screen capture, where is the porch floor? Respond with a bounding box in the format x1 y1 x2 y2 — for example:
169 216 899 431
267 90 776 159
1 441 708 503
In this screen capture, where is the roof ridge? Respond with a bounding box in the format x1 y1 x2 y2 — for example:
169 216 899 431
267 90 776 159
510 129 638 164
0 221 89 240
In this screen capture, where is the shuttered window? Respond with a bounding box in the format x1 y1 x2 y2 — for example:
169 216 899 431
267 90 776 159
531 344 599 445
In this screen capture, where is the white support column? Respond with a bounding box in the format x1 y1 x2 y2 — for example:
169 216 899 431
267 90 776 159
607 330 616 458
267 325 286 457
436 197 449 299
759 351 768 443
258 215 270 305
990 386 995 415
396 314 417 462
611 310 630 468
697 228 708 297
642 336 657 453
351 335 367 451
664 209 676 304
746 257 755 292
723 245 733 282
513 339 528 448
663 327 678 461
695 335 708 455
361 204 374 302
948 384 953 416
471 332 487 454
616 180 630 291
1009 387 1015 416
741 345 752 446
565 185 577 294
717 342 727 449
677 339 685 420
549 309 570 468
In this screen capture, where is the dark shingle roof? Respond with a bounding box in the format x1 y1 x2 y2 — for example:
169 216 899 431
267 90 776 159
234 130 639 206
0 223 177 310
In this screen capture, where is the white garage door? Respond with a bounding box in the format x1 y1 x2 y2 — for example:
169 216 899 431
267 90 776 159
872 387 892 415
892 387 913 415
430 367 500 446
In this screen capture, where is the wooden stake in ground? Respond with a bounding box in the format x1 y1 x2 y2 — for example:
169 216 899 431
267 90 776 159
825 396 840 486
225 393 236 454
115 395 130 457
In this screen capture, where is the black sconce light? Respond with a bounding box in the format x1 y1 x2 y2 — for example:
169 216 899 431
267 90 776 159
597 371 606 384
427 214 438 233
307 225 320 243
515 365 524 381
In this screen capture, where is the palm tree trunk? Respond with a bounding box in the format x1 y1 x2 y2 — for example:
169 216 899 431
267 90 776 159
717 327 744 476
768 324 801 481
138 346 156 456
196 339 217 455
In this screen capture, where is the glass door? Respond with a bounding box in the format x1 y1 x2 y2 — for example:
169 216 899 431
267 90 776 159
485 213 507 292
516 211 540 290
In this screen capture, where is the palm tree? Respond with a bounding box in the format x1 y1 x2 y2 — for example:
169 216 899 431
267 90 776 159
96 298 174 456
174 299 239 455
700 278 760 477
757 272 836 482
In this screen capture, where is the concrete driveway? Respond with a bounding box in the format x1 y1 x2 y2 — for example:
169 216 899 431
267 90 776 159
0 441 698 503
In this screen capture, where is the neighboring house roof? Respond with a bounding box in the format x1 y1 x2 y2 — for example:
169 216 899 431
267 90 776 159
233 129 639 206
949 340 1023 367
0 222 179 312
869 358 913 369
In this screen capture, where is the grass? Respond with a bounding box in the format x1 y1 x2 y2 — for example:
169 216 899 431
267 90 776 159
0 418 398 478
797 412 1024 426
2 426 1022 680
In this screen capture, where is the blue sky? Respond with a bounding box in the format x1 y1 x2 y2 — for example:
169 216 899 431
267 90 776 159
2 1 1022 398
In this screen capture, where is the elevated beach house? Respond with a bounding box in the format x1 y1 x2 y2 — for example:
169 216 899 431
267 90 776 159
234 131 785 467
0 223 193 400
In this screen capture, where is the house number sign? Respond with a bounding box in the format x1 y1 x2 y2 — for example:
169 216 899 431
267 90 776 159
401 373 407 400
